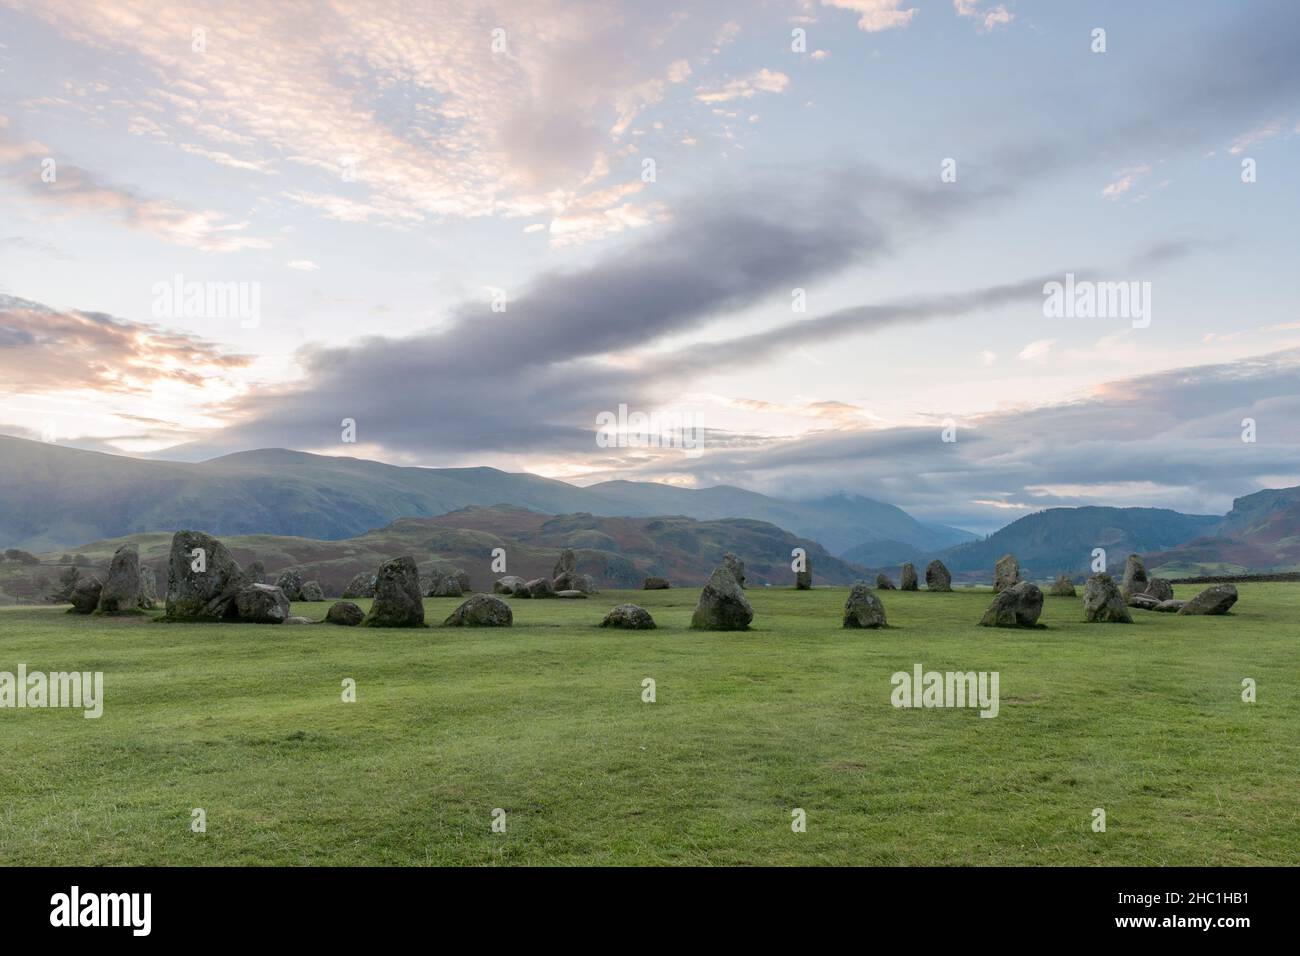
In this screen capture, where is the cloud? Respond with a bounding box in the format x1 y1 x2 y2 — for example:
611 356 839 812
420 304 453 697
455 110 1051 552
286 260 320 271
694 69 790 104
1101 164 1152 200
953 1 1013 32
822 0 918 33
1018 339 1055 362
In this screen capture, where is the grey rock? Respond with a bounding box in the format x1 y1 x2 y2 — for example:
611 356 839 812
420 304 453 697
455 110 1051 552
1120 554 1148 601
453 569 471 593
925 560 952 592
1083 572 1131 623
444 593 513 627
600 604 656 629
342 572 376 599
96 544 141 614
1178 584 1238 616
900 563 918 591
875 573 896 590
843 582 887 629
165 530 246 621
1128 593 1161 611
690 566 754 630
364 556 425 627
284 616 315 625
68 577 103 614
642 576 671 590
275 568 305 602
1048 574 1076 597
138 565 158 609
723 552 746 589
430 573 463 598
494 575 526 595
979 581 1043 627
325 601 364 626
300 581 325 602
795 554 812 590
555 589 588 599
235 583 290 624
1143 578 1174 602
1154 599 1186 613
526 577 556 599
552 548 577 578
994 554 1020 593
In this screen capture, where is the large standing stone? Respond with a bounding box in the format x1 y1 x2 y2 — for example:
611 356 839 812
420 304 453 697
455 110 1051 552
642 576 671 590
301 581 325 602
842 582 887 628
138 566 158 609
979 581 1043 627
1143 578 1174 602
165 530 247 621
363 556 425 627
723 553 746 589
690 566 754 630
444 594 513 627
925 560 952 592
1083 573 1131 623
275 568 305 601
900 563 918 591
796 553 812 590
325 601 364 626
342 572 376 599
68 577 103 614
1048 574 1076 597
1120 554 1148 601
235 583 291 623
1177 584 1238 616
875 573 896 590
96 544 141 614
600 604 656 629
994 554 1020 593
526 577 556 599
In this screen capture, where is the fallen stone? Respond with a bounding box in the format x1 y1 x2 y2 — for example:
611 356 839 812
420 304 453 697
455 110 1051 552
444 594 513 627
325 601 364 626
600 604 656 629
526 577 556 599
235 583 291 624
1128 593 1161 612
555 589 588 599
642 576 671 590
1154 599 1185 613
494 575 526 595
1178 584 1238 616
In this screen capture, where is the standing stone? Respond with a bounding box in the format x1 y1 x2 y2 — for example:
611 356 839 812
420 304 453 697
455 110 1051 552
138 566 158 609
600 604 656 629
1083 573 1131 623
796 554 812 590
979 581 1043 627
453 569 471 593
1143 578 1174 602
494 575 526 595
68 577 103 614
526 577 556 599
875 573 896 590
842 582 887 628
431 574 463 598
723 553 746 589
301 581 325 602
444 594 513 627
642 576 671 590
326 601 364 626
900 563 918 591
994 554 1020 593
235 583 291 624
1048 574 1076 596
1120 554 1148 601
1177 584 1238 616
165 530 246 621
552 549 583 591
363 556 425 627
342 572 376 598
275 568 305 602
96 544 141 614
690 566 754 630
925 560 952 592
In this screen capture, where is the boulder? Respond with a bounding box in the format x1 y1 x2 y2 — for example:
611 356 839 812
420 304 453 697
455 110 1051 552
325 601 364 626
275 568 305 602
553 570 590 593
875 573 896 590
1143 578 1174 602
453 569 471 593
1083 573 1131 623
494 575 526 595
138 566 158 609
526 577 556 599
1048 574 1076 597
1177 584 1238 616
979 581 1043 627
444 593 513 627
342 572 376 599
842 582 887 628
68 577 103 614
556 589 588 599
1120 554 1148 601
165 530 246 621
600 604 656 630
900 563 918 591
642 576 671 590
795 555 812 590
363 556 425 627
994 554 1020 593
925 560 952 592
1154 599 1185 613
690 566 754 630
235 583 291 624
301 581 325 602
430 574 463 598
1128 593 1161 611
580 573 598 594
723 553 746 589
96 544 141 614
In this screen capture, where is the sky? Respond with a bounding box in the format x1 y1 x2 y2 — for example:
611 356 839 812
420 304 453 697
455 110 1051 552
1 0 1298 533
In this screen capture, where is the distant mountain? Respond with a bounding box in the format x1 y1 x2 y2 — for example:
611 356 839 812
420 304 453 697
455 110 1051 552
0 506 868 602
0 435 971 556
1147 486 1300 576
936 506 1221 581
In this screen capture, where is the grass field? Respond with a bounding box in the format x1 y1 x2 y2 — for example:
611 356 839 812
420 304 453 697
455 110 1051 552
1 583 1297 866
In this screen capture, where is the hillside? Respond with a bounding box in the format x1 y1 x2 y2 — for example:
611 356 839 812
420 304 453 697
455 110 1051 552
936 506 1221 581
0 505 868 603
0 435 971 557
1146 486 1300 576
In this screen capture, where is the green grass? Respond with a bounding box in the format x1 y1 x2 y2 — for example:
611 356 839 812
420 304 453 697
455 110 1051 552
1 584 1297 866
